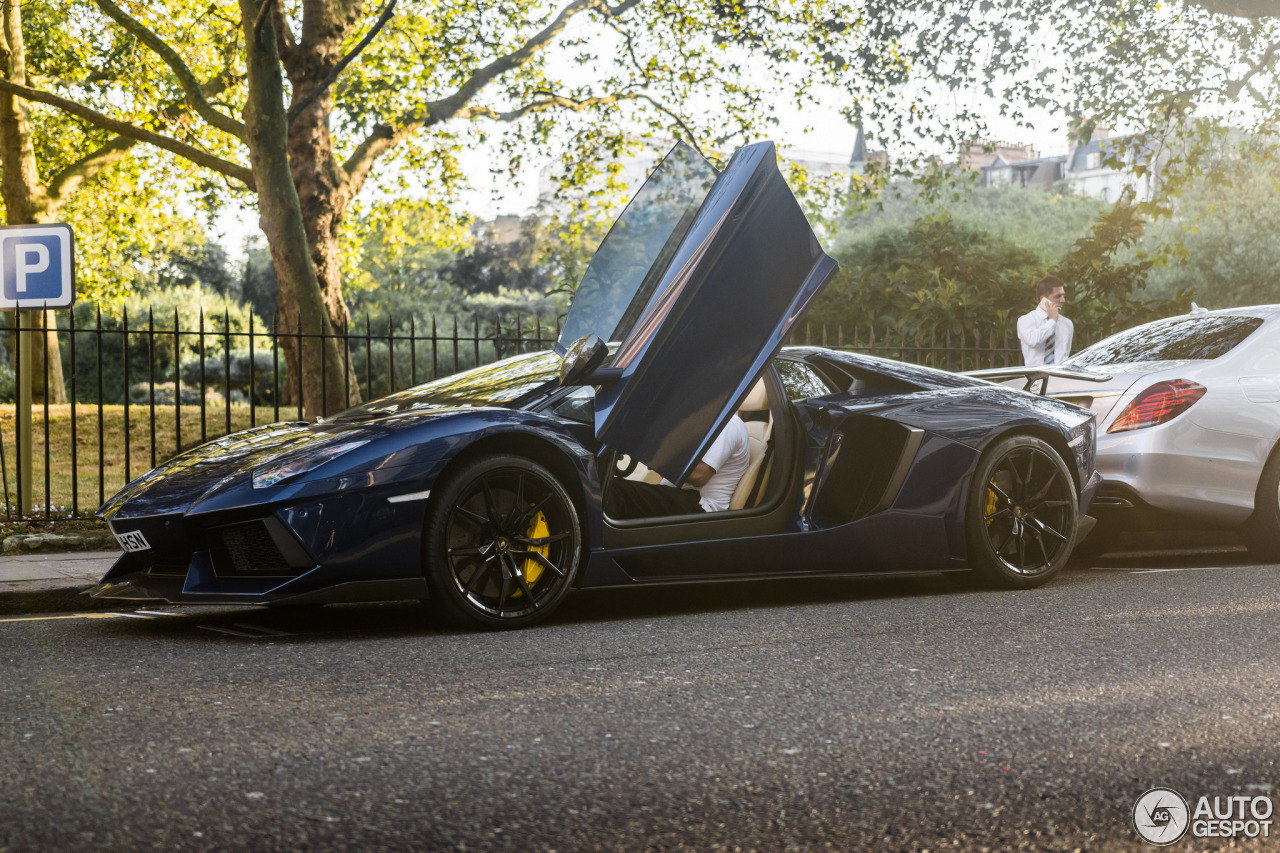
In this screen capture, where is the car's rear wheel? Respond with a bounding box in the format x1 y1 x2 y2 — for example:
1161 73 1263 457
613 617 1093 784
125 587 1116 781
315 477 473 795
1244 450 1280 562
424 454 582 629
964 435 1078 588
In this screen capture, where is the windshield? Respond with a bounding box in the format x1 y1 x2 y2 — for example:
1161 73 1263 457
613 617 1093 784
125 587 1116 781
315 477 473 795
1069 314 1264 367
555 141 718 355
325 351 561 422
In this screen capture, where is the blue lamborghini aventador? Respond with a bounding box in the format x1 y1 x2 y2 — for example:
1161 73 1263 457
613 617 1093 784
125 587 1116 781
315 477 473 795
93 140 1102 629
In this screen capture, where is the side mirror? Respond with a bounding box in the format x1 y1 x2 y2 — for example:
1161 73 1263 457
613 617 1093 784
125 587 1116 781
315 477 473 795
559 334 609 386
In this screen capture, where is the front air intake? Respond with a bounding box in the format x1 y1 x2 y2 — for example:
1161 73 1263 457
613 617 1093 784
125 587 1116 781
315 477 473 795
208 519 312 578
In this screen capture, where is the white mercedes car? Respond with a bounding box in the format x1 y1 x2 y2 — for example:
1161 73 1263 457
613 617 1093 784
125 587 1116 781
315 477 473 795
976 305 1280 558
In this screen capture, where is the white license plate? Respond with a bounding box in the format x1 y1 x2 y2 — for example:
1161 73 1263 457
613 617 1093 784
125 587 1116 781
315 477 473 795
114 529 151 552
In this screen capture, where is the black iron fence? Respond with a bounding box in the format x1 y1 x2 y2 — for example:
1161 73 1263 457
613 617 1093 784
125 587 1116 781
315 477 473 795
0 309 1048 524
785 322 1034 371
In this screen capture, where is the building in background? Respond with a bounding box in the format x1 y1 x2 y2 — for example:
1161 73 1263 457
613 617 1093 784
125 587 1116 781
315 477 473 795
973 125 1157 203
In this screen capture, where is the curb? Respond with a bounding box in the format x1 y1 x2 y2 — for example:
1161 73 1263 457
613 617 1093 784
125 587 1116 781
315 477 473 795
0 580 121 616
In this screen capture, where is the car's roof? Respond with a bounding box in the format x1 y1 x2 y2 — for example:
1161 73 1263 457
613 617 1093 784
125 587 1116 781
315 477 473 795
1186 304 1280 321
1067 305 1278 370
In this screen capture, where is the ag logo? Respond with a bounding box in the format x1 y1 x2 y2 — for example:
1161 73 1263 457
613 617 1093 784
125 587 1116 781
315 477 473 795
1133 787 1190 845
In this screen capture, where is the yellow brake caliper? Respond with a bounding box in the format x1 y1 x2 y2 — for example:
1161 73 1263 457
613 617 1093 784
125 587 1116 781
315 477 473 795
984 481 998 526
512 511 549 597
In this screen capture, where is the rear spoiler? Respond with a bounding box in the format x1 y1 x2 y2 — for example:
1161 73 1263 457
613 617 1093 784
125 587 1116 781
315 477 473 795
963 365 1113 396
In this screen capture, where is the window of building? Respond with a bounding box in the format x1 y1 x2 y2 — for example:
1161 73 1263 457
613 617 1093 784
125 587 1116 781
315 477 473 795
1085 152 1102 170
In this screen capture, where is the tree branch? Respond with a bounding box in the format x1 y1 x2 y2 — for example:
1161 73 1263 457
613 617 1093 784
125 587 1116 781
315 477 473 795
427 0 644 121
44 72 240 205
455 90 638 121
286 0 397 124
253 0 273 45
272 0 296 62
343 0 645 189
0 77 255 189
1225 38 1280 99
634 93 703 154
89 0 246 141
43 135 135 206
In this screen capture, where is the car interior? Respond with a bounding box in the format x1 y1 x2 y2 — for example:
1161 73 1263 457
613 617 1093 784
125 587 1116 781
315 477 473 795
597 365 813 556
611 375 775 513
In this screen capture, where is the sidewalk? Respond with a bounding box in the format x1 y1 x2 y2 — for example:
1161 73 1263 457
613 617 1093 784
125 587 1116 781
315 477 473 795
0 551 121 615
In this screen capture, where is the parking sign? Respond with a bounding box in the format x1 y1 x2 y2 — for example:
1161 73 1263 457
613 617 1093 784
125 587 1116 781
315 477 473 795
0 224 75 309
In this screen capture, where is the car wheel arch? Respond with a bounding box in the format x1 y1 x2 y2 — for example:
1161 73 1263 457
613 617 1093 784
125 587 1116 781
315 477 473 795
989 424 1081 493
1243 438 1280 560
424 431 592 552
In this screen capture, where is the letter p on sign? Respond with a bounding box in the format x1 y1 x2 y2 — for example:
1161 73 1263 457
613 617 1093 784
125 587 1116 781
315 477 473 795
0 224 75 309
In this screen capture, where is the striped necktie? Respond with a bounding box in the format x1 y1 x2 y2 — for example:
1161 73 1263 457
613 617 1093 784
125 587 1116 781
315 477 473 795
1044 323 1056 365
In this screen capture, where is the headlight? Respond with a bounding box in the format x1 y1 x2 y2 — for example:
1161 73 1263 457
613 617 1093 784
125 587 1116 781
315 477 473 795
251 440 370 488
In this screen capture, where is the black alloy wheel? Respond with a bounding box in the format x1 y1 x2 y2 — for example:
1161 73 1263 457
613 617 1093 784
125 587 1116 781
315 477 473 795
424 454 582 629
964 435 1078 588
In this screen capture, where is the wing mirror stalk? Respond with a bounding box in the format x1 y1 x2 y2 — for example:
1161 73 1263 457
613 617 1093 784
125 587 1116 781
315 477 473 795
559 334 622 386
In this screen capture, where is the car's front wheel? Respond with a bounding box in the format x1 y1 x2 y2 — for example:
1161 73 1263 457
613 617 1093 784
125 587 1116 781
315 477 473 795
964 435 1078 588
424 454 582 629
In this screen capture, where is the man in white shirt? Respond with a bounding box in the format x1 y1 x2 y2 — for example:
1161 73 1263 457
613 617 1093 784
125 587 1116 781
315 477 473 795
606 414 752 518
1017 276 1074 366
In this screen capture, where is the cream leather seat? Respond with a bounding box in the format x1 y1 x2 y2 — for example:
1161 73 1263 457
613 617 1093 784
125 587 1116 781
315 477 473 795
729 378 773 510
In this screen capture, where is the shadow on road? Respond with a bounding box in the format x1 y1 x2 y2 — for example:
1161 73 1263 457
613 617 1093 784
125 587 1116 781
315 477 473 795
82 537 1272 644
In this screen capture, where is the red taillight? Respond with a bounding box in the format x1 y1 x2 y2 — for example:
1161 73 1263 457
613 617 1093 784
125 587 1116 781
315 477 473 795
1107 380 1207 434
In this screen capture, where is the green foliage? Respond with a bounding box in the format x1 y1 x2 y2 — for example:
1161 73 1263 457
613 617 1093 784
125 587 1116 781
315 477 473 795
3 0 234 308
178 351 279 405
64 285 266 405
345 205 581 326
1142 135 1280 309
0 360 15 404
342 199 472 302
810 212 1045 344
843 182 1109 261
810 180 1191 350
1050 192 1190 338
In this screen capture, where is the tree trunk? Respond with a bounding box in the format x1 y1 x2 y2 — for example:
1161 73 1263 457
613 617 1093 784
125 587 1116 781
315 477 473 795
283 10 361 411
239 0 349 419
0 0 68 405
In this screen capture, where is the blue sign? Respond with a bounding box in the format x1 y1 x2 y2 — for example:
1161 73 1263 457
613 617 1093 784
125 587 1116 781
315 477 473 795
0 224 75 309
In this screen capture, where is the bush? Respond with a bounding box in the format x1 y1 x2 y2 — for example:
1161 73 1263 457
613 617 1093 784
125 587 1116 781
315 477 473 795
0 360 14 403
64 286 272 405
129 382 215 406
808 212 1044 341
179 350 279 404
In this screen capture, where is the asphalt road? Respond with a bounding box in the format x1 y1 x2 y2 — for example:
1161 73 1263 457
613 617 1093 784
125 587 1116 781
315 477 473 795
3 551 1278 852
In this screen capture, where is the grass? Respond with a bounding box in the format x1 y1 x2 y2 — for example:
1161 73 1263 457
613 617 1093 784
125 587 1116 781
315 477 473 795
0 402 295 521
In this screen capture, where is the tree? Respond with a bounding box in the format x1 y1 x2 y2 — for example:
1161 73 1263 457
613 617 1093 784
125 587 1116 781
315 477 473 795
808 183 1188 352
0 0 996 416
1142 135 1280 307
810 212 1046 349
0 0 226 402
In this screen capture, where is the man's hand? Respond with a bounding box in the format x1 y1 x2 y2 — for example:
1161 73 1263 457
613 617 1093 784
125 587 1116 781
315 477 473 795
686 462 716 489
1039 296 1060 321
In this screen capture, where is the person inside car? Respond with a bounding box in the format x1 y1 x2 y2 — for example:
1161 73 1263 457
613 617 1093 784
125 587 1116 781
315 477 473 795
606 414 751 519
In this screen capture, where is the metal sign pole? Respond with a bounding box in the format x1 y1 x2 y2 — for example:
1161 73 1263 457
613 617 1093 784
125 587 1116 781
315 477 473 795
0 225 76 518
16 309 30 516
